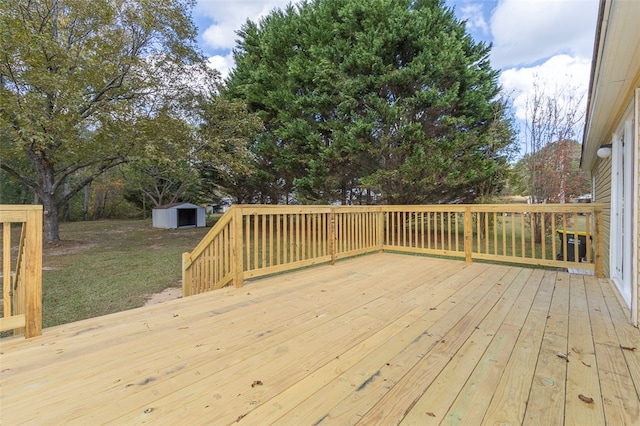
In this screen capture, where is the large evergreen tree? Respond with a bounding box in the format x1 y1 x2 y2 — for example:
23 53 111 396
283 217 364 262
226 0 516 205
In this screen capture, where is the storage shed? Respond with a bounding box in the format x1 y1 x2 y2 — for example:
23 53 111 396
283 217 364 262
152 203 206 229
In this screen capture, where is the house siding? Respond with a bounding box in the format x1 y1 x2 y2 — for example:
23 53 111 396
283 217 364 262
594 157 612 277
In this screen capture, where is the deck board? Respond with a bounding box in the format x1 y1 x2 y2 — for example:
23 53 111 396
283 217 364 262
565 274 605 425
1 253 639 425
525 270 569 425
482 269 555 426
443 268 536 426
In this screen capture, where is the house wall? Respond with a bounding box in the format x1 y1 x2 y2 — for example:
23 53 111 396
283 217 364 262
594 157 612 277
589 91 638 322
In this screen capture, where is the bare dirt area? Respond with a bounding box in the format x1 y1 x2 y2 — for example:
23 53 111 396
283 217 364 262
144 287 182 306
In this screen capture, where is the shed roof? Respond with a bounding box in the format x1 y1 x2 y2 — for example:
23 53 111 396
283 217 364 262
154 202 203 210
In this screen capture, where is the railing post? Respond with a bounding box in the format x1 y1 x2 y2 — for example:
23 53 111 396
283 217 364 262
377 208 385 252
232 206 245 287
329 209 336 265
464 206 473 264
594 206 604 278
182 252 192 297
24 207 42 338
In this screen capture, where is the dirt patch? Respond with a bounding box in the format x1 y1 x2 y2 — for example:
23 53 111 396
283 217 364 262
144 287 182 306
45 240 98 256
42 266 60 271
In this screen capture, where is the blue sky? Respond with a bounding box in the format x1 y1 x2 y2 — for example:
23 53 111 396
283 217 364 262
192 0 599 132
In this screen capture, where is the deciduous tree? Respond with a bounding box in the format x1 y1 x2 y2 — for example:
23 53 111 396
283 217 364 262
521 76 587 242
523 77 586 203
195 96 264 205
0 0 202 241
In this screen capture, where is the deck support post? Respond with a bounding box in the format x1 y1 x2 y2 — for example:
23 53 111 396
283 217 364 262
232 206 245 288
329 209 336 265
182 253 192 297
377 208 385 252
24 207 42 338
464 206 473 264
594 206 605 278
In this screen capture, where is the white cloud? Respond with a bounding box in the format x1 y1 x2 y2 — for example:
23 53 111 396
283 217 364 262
202 22 239 51
459 4 490 35
196 0 295 51
499 54 591 121
207 53 235 81
490 0 598 69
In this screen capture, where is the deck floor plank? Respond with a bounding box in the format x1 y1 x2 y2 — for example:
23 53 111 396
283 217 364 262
367 267 527 424
594 279 640 424
266 263 498 425
146 277 456 424
564 274 605 425
594 343 640 425
239 260 488 424
480 269 557 425
1 253 639 425
523 271 570 425
398 267 533 425
6 255 430 423
599 278 640 404
453 268 546 426
3 269 391 404
330 266 515 425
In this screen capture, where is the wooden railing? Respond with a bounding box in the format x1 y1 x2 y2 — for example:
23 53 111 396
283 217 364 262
182 204 604 296
0 205 43 338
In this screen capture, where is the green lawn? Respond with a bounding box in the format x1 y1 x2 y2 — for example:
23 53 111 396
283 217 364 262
39 219 213 328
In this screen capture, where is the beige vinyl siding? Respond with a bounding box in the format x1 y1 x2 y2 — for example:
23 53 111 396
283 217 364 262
594 157 612 277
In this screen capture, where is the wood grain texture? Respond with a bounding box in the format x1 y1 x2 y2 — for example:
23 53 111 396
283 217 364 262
2 253 638 425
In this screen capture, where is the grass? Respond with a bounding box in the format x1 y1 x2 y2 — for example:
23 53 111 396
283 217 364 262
39 219 213 328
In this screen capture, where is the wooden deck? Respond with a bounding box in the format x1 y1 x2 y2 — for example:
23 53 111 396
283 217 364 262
1 253 639 425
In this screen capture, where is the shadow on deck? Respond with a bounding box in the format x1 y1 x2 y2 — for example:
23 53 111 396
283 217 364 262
1 253 639 424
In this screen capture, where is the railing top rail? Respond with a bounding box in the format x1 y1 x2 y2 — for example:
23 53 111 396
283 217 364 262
0 205 43 212
467 203 604 213
1 205 43 223
231 203 604 213
237 205 335 214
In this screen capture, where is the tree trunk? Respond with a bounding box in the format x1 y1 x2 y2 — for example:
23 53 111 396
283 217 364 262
93 190 106 220
534 214 543 244
42 192 60 242
83 184 91 221
33 157 61 242
62 179 71 222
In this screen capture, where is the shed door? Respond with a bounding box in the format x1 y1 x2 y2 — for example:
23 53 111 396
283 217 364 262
177 208 197 227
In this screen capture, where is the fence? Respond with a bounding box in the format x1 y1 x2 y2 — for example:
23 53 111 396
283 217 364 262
0 205 43 338
182 204 604 296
